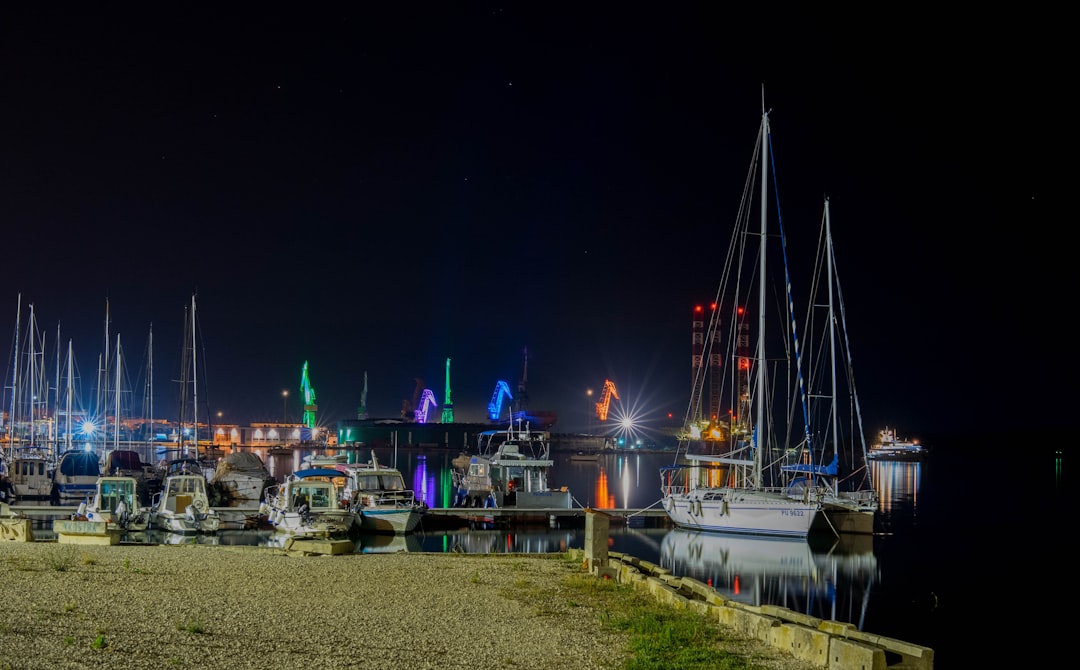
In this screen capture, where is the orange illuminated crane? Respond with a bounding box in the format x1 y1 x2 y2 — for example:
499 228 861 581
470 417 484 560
595 379 619 422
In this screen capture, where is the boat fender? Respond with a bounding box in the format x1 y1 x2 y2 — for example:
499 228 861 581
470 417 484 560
664 497 673 513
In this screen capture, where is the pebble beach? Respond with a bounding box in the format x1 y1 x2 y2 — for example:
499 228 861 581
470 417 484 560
0 542 811 670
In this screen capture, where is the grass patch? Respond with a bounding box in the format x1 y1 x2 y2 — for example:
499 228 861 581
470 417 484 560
499 560 780 670
176 617 207 634
80 553 97 566
63 601 77 613
63 636 75 646
45 547 78 572
91 635 107 650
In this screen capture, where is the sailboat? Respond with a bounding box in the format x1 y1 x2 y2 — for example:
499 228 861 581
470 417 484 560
659 102 827 537
780 197 878 534
3 297 58 501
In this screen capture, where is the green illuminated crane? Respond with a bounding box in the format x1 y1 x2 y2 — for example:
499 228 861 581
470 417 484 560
300 361 318 429
441 357 454 423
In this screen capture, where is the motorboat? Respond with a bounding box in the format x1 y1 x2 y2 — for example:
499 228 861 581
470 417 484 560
208 451 275 507
867 427 928 461
150 473 220 534
79 475 151 532
331 451 426 535
259 468 357 540
52 450 101 505
452 420 572 509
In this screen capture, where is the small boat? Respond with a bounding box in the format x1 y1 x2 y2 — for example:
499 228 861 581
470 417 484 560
102 449 163 504
452 420 572 509
331 452 426 535
3 448 55 502
259 468 357 540
78 475 151 532
867 428 928 461
150 473 220 534
52 450 101 505
208 451 275 507
569 452 600 462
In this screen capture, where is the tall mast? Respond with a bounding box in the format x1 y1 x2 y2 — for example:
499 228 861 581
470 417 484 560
114 335 121 452
146 323 153 446
27 304 36 449
754 110 769 487
64 341 73 453
54 321 60 456
191 294 198 457
6 294 21 458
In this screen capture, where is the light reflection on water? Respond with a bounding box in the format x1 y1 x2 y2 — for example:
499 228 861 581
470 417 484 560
22 448 932 654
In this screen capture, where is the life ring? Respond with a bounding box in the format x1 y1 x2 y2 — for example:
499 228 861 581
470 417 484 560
191 498 209 515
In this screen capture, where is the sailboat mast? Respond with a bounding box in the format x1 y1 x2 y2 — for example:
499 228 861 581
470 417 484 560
147 324 153 447
65 341 73 453
114 335 121 452
191 294 198 457
755 111 769 487
6 294 21 458
826 197 839 493
28 304 36 450
54 322 60 456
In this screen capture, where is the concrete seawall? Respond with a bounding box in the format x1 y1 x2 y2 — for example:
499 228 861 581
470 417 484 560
576 509 933 669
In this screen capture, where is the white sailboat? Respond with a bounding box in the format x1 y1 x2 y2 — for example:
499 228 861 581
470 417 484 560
4 298 57 501
780 197 878 534
659 102 824 537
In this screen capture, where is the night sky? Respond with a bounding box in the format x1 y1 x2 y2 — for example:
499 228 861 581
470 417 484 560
1 6 1059 441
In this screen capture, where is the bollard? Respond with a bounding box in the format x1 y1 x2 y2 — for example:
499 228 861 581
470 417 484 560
584 507 611 572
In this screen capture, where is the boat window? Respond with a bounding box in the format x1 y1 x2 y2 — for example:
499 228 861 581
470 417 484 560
380 476 403 491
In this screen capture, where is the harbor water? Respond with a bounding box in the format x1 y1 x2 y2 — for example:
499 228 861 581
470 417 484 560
18 436 1068 667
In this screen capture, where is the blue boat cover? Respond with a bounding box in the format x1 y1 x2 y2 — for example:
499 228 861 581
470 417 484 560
293 468 345 479
780 453 839 476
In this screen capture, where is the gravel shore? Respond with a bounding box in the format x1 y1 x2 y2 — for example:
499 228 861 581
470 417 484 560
0 542 812 669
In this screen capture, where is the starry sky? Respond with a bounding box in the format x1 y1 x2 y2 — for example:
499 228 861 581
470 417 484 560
0 6 1060 442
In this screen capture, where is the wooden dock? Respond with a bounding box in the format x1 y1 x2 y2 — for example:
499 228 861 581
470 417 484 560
423 507 672 529
13 504 673 530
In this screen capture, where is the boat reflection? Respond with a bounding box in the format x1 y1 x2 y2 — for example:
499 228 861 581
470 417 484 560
355 532 422 554
659 529 879 629
870 460 921 536
420 529 578 555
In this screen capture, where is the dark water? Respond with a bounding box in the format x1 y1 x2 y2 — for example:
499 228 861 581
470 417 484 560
26 440 1068 667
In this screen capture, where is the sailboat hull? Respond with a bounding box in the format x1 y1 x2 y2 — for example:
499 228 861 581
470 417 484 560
663 488 820 538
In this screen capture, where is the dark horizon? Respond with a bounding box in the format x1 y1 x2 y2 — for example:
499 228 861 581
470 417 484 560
1 6 1059 443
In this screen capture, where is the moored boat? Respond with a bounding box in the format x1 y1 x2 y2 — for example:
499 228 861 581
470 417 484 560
452 420 572 510
867 427 927 461
208 451 275 507
150 473 220 534
52 450 101 505
331 451 426 535
259 468 357 540
78 475 151 532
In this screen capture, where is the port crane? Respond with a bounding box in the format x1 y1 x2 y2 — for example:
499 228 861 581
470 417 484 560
441 357 454 423
300 361 318 429
487 380 512 421
595 379 619 422
414 388 438 424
